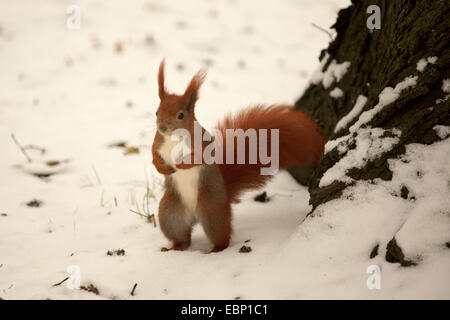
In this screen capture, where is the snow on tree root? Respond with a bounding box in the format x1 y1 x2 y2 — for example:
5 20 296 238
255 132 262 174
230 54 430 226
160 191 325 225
319 127 401 187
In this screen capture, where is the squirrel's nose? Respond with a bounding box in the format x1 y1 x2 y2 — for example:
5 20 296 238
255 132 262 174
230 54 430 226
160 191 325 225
159 125 167 133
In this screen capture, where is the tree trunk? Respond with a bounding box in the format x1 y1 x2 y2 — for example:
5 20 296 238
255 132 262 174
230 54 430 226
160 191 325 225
290 0 450 210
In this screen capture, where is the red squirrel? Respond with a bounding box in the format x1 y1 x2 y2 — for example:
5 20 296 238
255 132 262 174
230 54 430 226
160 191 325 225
152 60 324 253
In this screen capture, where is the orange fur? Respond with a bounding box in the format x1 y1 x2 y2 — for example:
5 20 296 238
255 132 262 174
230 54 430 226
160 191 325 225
216 105 324 202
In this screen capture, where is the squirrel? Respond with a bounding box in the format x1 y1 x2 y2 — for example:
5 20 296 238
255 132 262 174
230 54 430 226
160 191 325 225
152 60 324 253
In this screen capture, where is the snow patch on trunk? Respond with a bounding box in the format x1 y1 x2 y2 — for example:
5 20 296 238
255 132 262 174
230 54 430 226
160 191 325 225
441 79 450 93
329 87 344 99
334 94 367 133
349 76 418 133
433 125 450 139
311 54 350 89
320 127 401 187
416 56 438 72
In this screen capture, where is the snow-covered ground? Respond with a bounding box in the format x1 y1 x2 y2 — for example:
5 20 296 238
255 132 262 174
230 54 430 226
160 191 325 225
1 0 449 300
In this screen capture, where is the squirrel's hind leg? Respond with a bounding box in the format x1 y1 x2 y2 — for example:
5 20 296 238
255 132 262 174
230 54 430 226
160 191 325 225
158 189 193 252
197 166 232 253
198 200 232 253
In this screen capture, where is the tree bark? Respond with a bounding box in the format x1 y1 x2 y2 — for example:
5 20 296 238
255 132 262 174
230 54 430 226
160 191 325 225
290 0 450 210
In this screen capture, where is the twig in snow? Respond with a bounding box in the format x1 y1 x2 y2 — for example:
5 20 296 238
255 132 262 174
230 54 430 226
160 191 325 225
271 193 294 199
52 277 69 287
91 165 102 185
100 189 105 207
311 23 334 40
254 191 294 203
80 284 99 295
130 283 138 296
23 144 46 154
11 133 32 162
99 189 111 208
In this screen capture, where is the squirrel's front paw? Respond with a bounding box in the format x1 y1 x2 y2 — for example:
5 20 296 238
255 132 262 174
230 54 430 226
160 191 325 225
156 165 175 175
175 162 196 170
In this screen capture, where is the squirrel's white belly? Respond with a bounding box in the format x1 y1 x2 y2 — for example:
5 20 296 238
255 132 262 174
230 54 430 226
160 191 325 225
172 167 201 214
158 135 201 217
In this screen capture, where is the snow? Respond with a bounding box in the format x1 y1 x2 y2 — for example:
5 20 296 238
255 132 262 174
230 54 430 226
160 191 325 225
389 140 450 263
329 87 344 99
427 56 438 64
288 138 450 299
310 53 330 85
442 78 450 93
1 0 449 300
324 133 352 154
312 57 351 89
319 128 401 187
416 59 427 72
433 125 450 139
323 60 351 88
416 56 437 72
349 76 418 133
334 94 367 133
435 79 450 104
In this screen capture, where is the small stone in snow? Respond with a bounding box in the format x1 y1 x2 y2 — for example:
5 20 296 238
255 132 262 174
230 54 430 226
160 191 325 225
115 42 124 53
26 199 43 208
400 186 409 199
370 244 379 259
107 249 126 256
385 238 416 267
254 191 269 202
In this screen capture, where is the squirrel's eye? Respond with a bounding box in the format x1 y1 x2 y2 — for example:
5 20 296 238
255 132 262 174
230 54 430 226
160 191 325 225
178 112 184 120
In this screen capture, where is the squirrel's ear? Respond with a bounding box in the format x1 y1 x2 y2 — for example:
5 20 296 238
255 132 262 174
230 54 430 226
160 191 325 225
184 68 207 112
158 59 166 100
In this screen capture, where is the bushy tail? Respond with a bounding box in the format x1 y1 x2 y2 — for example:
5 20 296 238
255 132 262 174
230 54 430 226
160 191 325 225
216 105 324 202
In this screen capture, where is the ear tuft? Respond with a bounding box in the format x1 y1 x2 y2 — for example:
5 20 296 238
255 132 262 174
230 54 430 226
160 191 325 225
184 68 207 111
158 59 166 100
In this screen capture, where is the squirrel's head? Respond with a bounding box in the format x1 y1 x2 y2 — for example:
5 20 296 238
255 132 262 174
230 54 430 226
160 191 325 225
155 59 206 135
